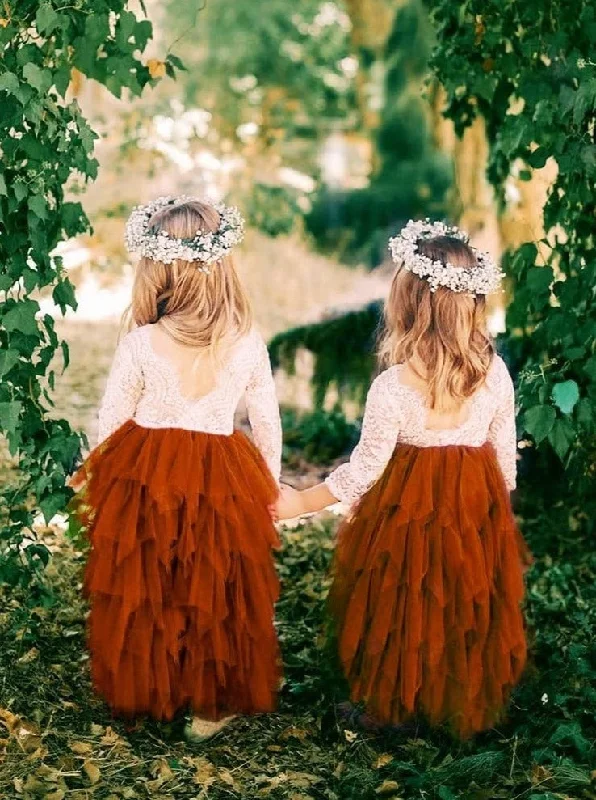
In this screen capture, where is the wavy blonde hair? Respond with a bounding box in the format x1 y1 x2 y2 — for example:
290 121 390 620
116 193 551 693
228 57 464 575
379 235 494 410
123 199 252 369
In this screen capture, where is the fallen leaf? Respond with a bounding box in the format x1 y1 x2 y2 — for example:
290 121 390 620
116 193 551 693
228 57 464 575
376 780 400 796
13 777 23 794
531 764 553 784
191 756 216 785
280 726 310 742
23 775 47 794
90 723 104 736
17 647 39 664
374 754 394 769
46 791 66 800
83 760 101 784
36 764 60 782
218 767 238 788
70 741 93 755
0 708 20 733
0 18 9 28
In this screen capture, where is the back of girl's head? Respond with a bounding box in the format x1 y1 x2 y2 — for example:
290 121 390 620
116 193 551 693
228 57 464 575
379 234 494 409
127 199 251 350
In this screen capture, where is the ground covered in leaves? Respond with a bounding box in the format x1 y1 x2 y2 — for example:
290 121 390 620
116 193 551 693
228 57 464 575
1 516 595 800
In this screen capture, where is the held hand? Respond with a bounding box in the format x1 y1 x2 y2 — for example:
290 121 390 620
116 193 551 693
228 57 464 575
275 483 306 521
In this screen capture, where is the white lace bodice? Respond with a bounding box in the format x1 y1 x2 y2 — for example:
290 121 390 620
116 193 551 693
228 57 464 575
97 325 282 480
326 355 517 505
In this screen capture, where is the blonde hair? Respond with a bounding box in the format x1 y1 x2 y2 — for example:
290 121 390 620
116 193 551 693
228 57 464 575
379 235 494 411
123 199 252 373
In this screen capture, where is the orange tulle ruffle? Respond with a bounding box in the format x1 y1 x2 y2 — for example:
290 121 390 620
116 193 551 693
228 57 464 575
329 443 531 739
74 421 281 722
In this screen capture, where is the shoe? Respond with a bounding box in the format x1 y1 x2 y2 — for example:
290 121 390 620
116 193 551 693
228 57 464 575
184 715 236 743
336 702 420 735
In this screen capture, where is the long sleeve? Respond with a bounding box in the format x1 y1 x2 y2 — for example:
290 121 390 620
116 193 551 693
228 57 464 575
326 372 400 506
97 334 144 445
487 360 517 491
244 333 282 481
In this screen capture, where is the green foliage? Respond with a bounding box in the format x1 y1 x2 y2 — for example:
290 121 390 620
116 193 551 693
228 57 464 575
1 516 595 798
0 1 170 590
307 0 452 267
269 301 381 409
281 406 359 465
244 183 305 238
163 0 357 170
428 0 596 520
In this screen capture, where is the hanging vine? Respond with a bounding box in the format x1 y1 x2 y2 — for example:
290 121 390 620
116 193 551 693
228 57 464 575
427 0 596 517
0 0 179 591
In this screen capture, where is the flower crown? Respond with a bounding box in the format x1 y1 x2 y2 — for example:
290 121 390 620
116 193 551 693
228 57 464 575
388 219 503 295
124 196 245 274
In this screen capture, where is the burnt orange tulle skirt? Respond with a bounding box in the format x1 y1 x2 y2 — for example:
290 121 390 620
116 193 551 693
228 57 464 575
329 443 531 739
74 421 280 722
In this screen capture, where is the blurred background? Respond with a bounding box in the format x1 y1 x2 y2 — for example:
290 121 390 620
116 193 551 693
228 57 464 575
47 0 552 446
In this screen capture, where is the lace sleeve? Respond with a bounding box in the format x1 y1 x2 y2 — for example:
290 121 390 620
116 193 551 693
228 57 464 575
244 333 282 481
326 372 400 506
97 334 143 446
487 359 517 491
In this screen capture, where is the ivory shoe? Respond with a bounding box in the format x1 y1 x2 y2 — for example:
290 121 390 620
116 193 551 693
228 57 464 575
184 715 236 743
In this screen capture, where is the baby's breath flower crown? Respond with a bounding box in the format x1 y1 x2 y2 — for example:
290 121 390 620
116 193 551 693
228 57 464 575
388 219 503 295
125 196 245 274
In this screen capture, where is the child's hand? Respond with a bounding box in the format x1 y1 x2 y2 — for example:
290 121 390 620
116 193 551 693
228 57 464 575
276 483 306 521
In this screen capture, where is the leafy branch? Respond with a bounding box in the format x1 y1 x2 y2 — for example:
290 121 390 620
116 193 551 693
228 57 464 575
0 0 180 591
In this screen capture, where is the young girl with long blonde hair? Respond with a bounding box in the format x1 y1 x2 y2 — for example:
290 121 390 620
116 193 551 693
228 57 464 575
277 220 531 738
74 197 282 740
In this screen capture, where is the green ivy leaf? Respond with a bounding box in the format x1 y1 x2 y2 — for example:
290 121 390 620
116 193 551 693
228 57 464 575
61 340 70 371
0 71 27 103
548 418 575 461
527 266 553 296
52 280 78 314
0 349 19 377
2 299 40 336
523 404 556 443
585 356 596 383
39 491 68 524
36 3 61 35
577 398 593 427
28 194 48 219
551 380 580 415
0 401 22 439
22 63 52 94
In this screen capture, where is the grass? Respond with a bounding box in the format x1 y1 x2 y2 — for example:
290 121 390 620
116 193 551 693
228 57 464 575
2 260 595 799
1 520 595 800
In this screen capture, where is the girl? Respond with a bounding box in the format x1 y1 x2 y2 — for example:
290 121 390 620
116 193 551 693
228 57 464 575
277 220 531 738
74 196 282 741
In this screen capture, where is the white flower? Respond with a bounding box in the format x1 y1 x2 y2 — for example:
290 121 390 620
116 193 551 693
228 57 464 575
541 693 549 704
124 196 245 267
388 219 504 295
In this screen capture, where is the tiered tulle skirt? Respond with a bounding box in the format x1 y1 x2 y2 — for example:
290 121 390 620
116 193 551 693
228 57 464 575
75 421 281 721
329 443 531 738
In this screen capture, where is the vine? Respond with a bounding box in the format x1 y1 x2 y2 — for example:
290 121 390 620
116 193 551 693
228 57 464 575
428 0 596 517
0 1 178 590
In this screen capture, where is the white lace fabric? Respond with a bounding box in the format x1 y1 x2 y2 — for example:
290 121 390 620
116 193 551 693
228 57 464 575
97 325 282 481
326 355 517 506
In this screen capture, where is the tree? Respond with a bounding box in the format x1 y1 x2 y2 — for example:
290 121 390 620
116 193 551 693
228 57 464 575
306 0 452 266
428 0 596 519
0 1 177 592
